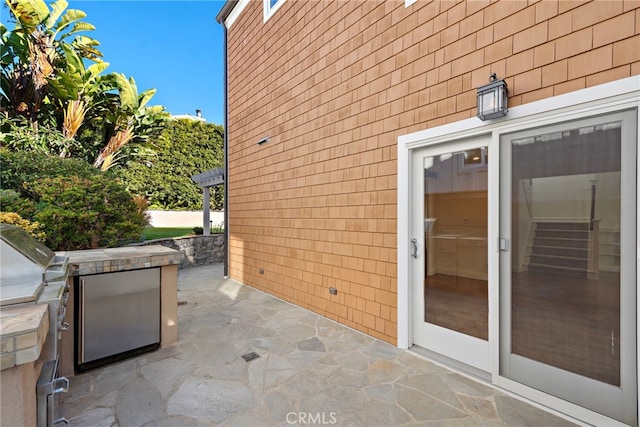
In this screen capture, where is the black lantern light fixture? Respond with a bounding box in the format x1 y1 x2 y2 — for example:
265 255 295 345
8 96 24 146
477 73 508 121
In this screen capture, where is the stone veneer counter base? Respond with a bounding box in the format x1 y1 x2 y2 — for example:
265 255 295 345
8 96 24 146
58 245 182 378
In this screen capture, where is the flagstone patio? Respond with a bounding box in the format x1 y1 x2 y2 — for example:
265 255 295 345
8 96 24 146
60 263 578 426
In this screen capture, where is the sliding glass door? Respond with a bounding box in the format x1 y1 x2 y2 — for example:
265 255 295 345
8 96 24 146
499 111 637 425
412 136 490 372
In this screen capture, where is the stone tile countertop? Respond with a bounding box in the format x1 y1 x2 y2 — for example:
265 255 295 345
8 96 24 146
0 246 180 371
0 304 49 370
60 245 183 276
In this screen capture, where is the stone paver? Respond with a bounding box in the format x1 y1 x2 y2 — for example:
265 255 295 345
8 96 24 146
61 264 577 426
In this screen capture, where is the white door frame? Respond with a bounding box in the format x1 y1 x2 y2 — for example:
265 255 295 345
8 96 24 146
397 75 640 426
411 137 492 372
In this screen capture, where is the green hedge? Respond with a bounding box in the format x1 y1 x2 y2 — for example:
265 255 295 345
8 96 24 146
114 119 224 210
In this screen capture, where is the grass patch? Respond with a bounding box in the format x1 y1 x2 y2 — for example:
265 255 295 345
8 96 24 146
142 227 193 240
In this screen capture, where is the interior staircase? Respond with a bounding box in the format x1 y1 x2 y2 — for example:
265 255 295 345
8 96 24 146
526 222 592 278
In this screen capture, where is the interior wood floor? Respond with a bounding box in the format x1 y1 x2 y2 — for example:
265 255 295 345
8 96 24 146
424 271 620 386
511 270 620 386
425 274 488 340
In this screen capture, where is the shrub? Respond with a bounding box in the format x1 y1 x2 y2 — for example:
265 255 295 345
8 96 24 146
1 150 148 250
0 212 46 242
0 189 38 220
0 149 98 193
25 175 149 250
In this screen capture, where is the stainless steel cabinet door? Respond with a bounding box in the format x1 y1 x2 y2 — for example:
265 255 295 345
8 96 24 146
79 268 160 364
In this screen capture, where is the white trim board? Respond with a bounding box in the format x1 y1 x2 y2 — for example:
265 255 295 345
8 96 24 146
397 75 640 425
398 76 639 346
224 0 249 28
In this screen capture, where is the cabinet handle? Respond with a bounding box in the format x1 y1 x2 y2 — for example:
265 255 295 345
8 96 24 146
80 279 85 363
53 377 69 394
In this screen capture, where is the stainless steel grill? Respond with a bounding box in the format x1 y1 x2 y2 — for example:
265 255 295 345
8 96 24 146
0 224 70 427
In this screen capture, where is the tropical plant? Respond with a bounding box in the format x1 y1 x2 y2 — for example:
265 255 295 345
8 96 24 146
0 116 70 154
93 74 166 171
0 0 167 166
1 0 102 135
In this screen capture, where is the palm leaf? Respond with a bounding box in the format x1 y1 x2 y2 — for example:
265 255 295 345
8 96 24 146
86 61 109 79
114 73 137 109
44 0 68 30
60 42 84 74
6 0 49 32
138 88 156 109
59 22 96 40
73 35 100 47
52 9 87 40
94 125 134 170
46 74 75 99
71 35 102 59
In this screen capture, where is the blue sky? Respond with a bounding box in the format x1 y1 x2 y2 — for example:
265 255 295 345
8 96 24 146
3 1 227 124
70 1 227 124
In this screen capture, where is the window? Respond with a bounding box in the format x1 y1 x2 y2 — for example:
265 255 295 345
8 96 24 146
459 147 488 170
264 0 285 22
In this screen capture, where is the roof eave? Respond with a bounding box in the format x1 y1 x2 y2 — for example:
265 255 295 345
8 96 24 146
215 0 238 24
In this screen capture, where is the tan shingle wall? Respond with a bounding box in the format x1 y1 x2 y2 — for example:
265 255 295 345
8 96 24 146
226 0 639 344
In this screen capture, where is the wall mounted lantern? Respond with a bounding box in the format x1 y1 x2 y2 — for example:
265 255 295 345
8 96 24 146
477 73 508 121
257 136 270 145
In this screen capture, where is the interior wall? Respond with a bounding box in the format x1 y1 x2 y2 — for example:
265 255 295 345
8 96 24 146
532 174 593 221
427 191 488 236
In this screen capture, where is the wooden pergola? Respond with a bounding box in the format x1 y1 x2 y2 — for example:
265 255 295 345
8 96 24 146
191 167 224 235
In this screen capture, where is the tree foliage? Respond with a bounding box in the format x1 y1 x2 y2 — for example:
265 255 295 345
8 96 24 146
115 119 224 210
0 0 167 168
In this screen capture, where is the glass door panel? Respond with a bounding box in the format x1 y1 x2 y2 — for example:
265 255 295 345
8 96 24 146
499 112 637 425
412 137 490 372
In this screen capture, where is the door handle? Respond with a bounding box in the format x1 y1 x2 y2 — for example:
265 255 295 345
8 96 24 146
410 238 418 258
499 238 510 252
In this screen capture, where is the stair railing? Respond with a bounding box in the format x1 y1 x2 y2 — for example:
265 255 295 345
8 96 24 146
589 182 596 231
521 179 533 219
588 181 599 279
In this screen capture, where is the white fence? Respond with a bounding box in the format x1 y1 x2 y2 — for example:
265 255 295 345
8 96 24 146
146 210 224 228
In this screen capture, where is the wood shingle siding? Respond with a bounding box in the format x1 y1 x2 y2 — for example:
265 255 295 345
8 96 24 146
225 0 639 344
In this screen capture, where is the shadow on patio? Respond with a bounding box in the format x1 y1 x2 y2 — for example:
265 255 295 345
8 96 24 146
61 264 577 426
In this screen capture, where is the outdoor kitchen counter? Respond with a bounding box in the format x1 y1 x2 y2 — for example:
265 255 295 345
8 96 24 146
0 303 49 370
57 245 182 378
0 305 49 427
60 245 182 276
